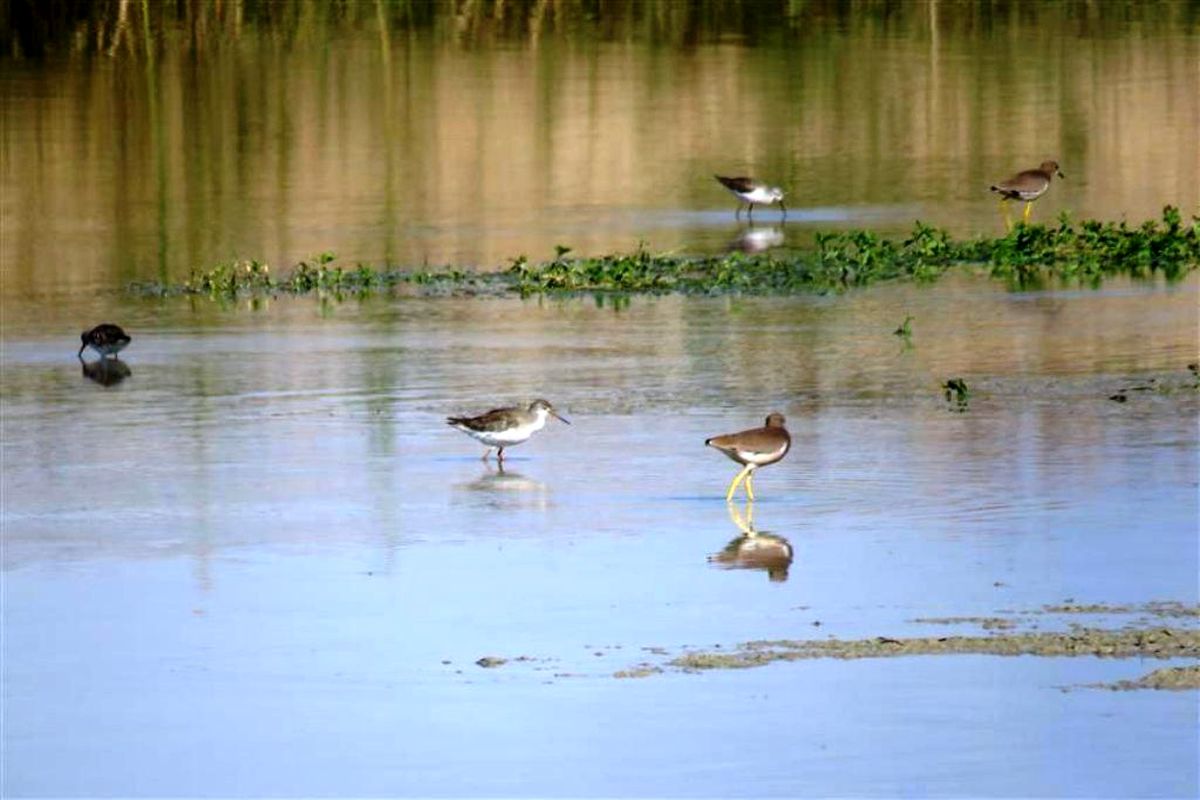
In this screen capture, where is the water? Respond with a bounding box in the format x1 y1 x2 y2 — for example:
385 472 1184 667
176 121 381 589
2 3 1198 296
4 274 1198 796
2 4 1199 797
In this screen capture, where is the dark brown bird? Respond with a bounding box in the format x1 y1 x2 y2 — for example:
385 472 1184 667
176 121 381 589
78 324 131 359
705 412 791 501
990 160 1065 227
447 399 570 463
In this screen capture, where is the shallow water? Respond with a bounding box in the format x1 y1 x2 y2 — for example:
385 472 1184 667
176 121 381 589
3 273 1198 796
2 3 1198 296
4 3 1200 795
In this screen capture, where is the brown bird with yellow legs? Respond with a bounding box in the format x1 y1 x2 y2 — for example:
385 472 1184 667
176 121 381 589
705 412 791 501
990 160 1065 230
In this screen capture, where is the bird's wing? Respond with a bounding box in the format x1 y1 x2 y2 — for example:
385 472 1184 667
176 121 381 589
447 407 518 432
715 175 756 193
994 169 1049 193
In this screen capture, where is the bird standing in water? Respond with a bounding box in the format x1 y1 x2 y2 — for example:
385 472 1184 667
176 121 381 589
78 324 131 359
990 160 1064 228
714 175 787 220
447 399 570 463
705 412 791 501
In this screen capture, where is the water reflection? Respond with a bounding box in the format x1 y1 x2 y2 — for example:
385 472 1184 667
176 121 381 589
3 3 1196 295
454 463 549 511
729 224 786 254
708 500 794 583
80 357 132 387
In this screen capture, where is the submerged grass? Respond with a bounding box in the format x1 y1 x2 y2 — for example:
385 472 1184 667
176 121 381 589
129 207 1199 301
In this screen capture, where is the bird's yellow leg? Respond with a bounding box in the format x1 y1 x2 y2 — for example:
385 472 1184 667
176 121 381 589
726 498 752 534
744 469 756 501
1022 201 1033 223
725 465 752 502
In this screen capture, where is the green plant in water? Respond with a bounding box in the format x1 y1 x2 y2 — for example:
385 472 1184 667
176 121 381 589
130 207 1199 301
942 378 970 412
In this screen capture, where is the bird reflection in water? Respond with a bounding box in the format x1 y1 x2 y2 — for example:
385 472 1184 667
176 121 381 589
455 462 550 510
708 500 794 582
80 356 132 386
729 224 785 254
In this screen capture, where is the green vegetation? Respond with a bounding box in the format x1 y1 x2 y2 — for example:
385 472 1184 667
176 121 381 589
129 208 1199 302
942 378 971 411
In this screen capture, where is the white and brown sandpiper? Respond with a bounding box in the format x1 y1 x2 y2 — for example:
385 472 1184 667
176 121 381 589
705 412 791 501
715 175 787 220
447 398 570 463
990 160 1064 228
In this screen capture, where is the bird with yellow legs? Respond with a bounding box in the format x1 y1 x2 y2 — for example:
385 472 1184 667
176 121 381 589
990 160 1065 230
705 412 791 501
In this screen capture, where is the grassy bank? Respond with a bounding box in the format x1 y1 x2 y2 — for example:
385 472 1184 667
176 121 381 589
129 207 1199 301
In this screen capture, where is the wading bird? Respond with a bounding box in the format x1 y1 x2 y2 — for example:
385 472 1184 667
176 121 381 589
78 323 131 359
705 412 791 501
990 160 1064 228
715 175 787 220
447 399 570 463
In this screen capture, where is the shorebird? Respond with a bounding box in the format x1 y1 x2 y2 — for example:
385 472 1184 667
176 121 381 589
447 399 570 463
78 323 131 359
715 175 787 220
990 160 1064 228
705 412 791 501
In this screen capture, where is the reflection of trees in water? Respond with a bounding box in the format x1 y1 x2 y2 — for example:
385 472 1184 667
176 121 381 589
4 0 1196 293
8 1 1195 57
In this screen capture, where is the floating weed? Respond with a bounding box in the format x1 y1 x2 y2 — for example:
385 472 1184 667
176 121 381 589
129 207 1199 301
942 378 971 411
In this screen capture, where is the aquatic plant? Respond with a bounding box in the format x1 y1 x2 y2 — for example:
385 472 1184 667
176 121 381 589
942 378 970 411
129 207 1199 301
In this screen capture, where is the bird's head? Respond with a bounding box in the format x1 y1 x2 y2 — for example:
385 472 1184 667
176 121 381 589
1041 160 1065 179
530 398 570 425
764 412 787 428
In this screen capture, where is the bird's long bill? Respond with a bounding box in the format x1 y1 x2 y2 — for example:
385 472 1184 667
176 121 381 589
552 410 571 425
1057 169 1066 179
77 342 86 357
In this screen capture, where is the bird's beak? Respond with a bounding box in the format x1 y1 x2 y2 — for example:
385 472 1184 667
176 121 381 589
1057 170 1066 179
77 343 86 358
552 410 571 425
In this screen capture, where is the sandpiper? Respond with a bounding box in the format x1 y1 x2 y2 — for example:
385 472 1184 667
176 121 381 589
447 398 570 463
705 412 791 501
990 160 1064 228
78 323 131 359
715 175 787 220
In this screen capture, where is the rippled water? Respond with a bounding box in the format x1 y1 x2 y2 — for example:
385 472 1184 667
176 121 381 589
2 3 1198 296
3 3 1200 796
3 273 1198 796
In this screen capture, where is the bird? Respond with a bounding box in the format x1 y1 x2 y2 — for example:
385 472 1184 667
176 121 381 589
705 412 791 501
78 323 131 359
990 160 1065 228
714 175 786 220
447 399 570 463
